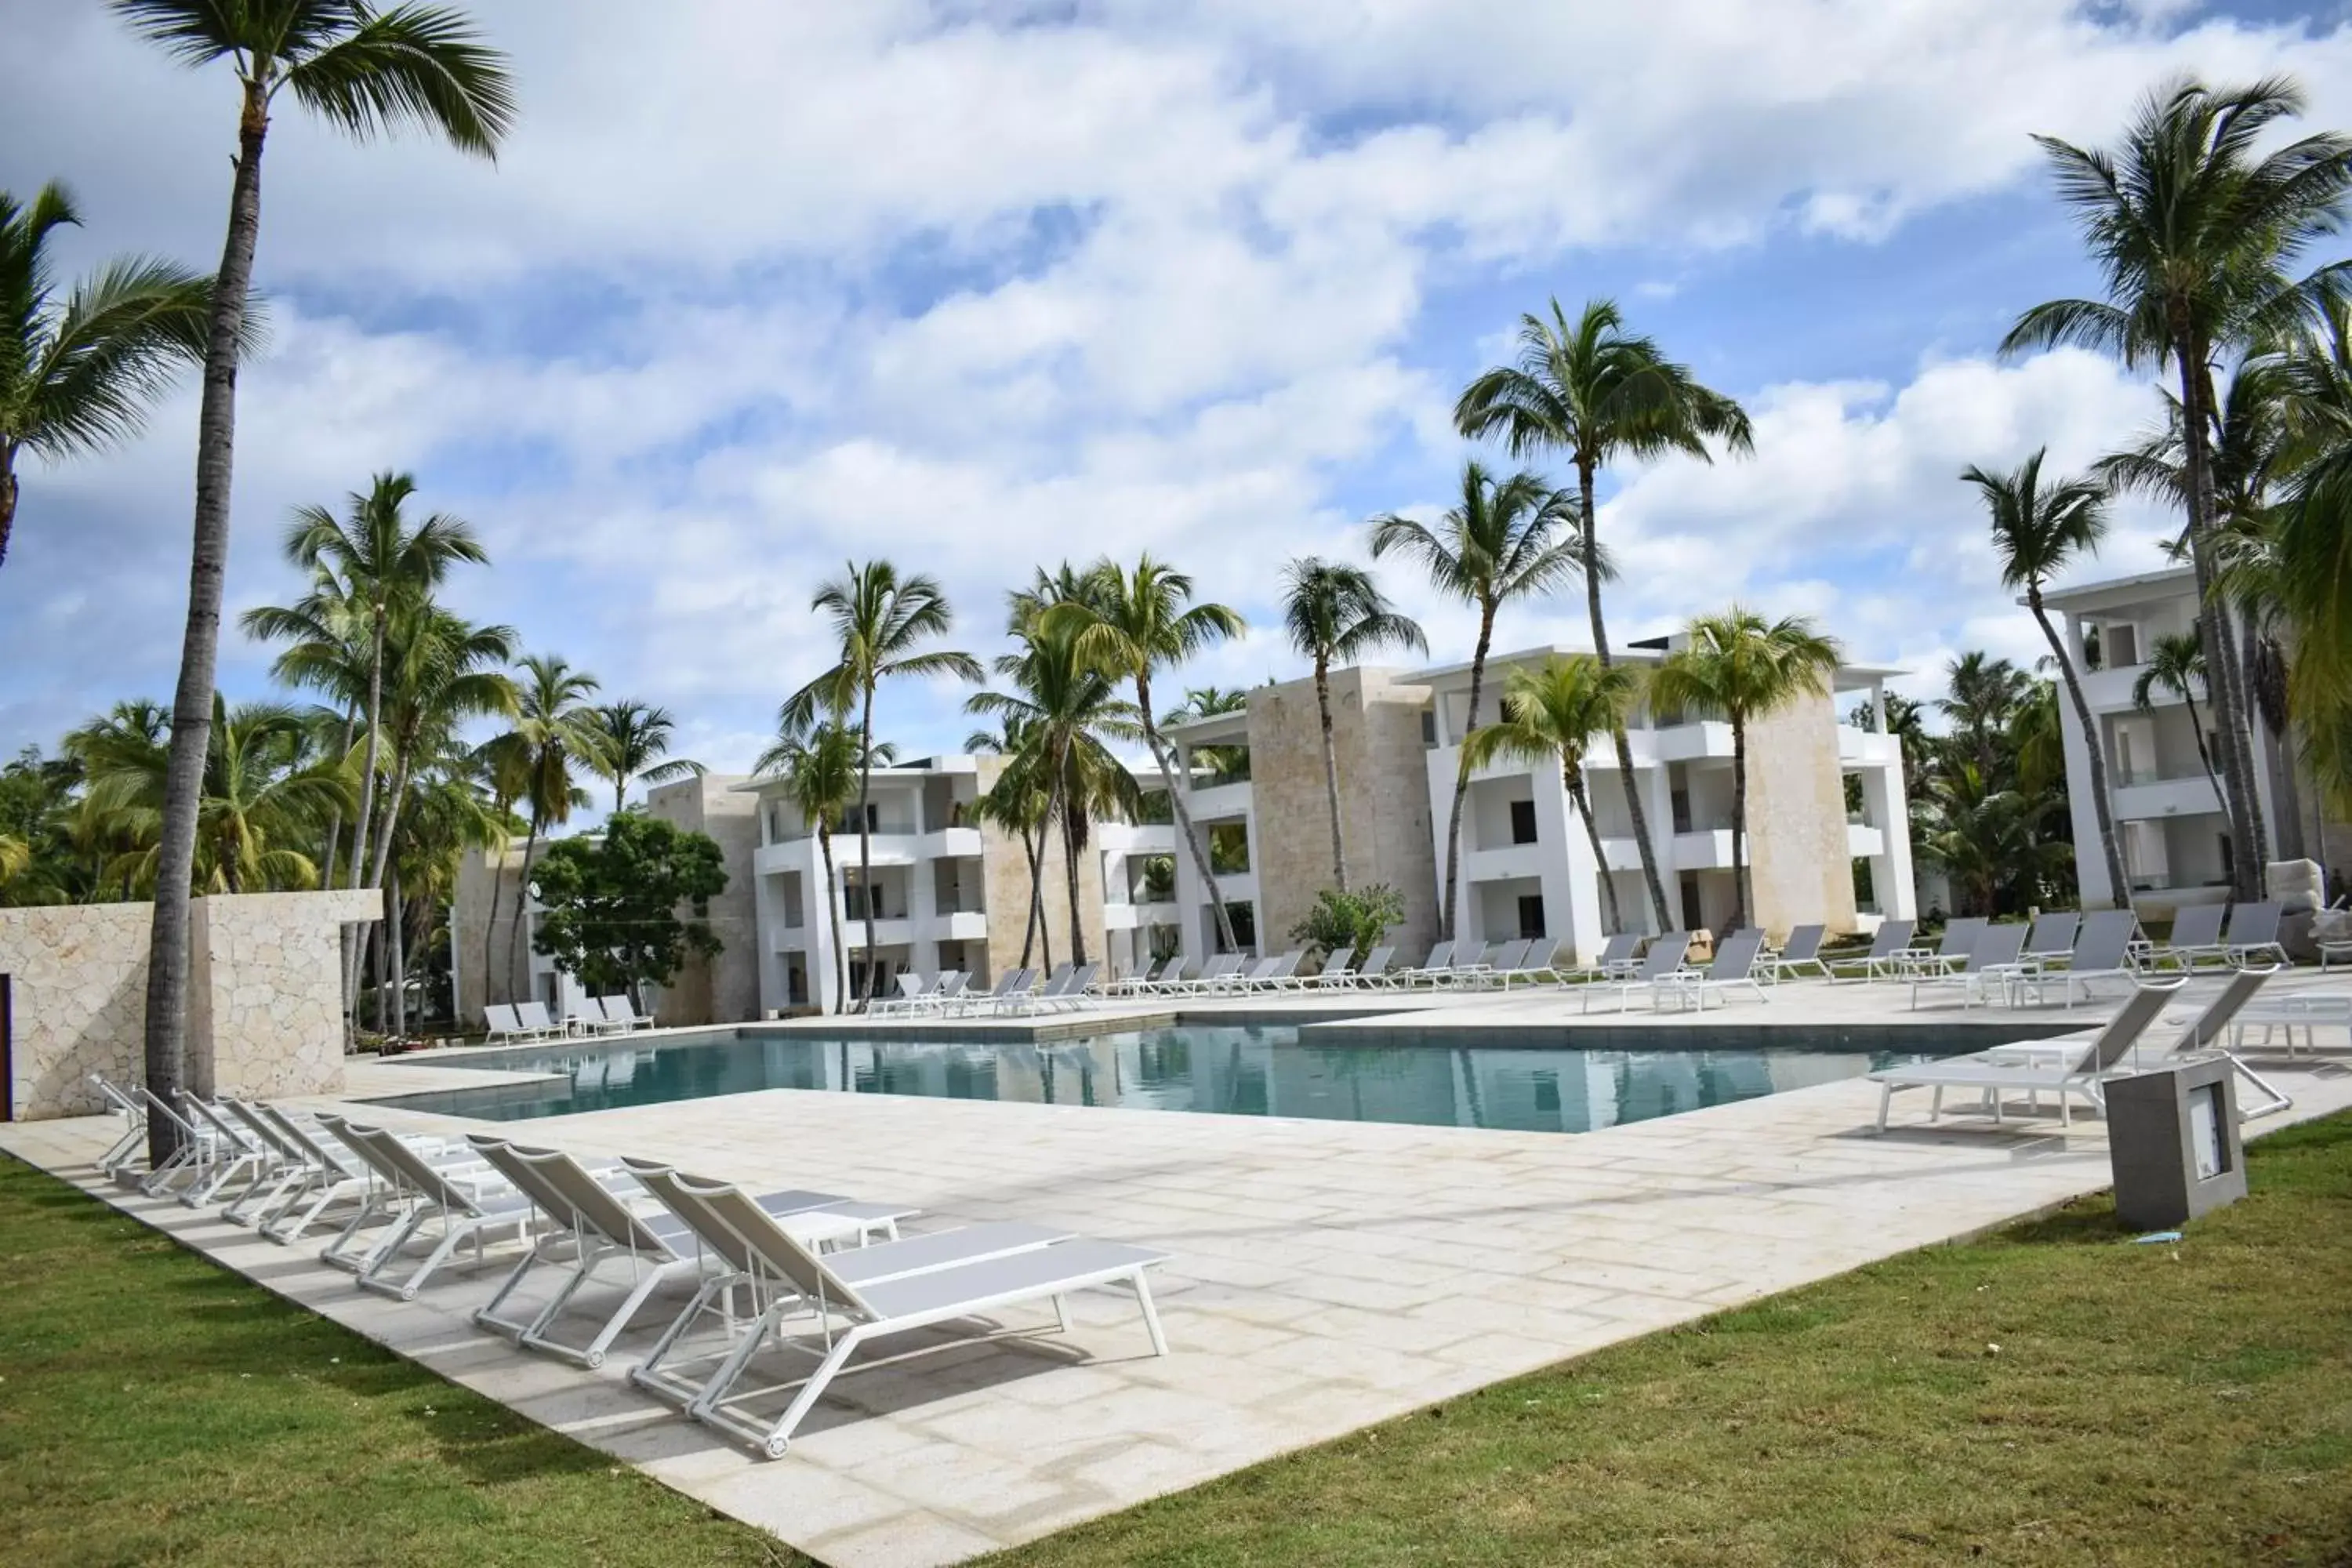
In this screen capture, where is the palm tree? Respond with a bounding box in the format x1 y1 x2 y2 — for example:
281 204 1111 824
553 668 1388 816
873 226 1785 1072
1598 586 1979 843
1279 557 1427 889
1649 608 1844 932
382 748 503 1036
240 561 370 880
1 181 217 572
479 655 601 1003
1050 557 1246 950
781 561 982 1004
2132 631 2226 808
1370 460 1582 938
1962 449 2131 907
1938 652 2036 785
587 700 703 816
2004 76 2352 895
1461 655 1644 935
78 695 356 895
975 581 1143 967
1454 296 1755 929
112 0 514 1153
2270 299 2352 833
754 713 889 1014
279 474 486 898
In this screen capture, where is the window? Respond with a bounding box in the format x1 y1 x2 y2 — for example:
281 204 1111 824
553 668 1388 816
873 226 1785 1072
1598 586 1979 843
1679 872 1704 932
1671 789 1693 835
1509 800 1538 845
1421 710 1437 747
1516 894 1546 938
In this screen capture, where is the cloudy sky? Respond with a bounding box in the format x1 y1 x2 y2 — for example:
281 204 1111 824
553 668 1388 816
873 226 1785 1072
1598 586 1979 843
5 0 2351 807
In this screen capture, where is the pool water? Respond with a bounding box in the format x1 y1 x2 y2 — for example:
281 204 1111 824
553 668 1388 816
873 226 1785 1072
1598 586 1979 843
383 1024 1976 1134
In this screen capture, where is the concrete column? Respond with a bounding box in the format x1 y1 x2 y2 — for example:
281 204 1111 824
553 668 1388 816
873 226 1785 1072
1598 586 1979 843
1535 766 1603 965
1860 763 1916 922
1645 759 1678 935
2056 668 2115 907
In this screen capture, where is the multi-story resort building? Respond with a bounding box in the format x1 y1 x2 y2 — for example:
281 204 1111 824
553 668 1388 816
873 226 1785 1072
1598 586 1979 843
1163 642 1915 972
459 635 1914 1023
2040 565 2337 910
459 764 1179 1025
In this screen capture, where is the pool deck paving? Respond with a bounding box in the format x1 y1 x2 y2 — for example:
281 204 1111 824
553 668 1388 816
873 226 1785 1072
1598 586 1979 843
7 972 2352 1567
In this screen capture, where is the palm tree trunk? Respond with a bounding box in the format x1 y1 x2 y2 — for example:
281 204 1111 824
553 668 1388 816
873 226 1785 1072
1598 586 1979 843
1580 463 1673 931
1030 760 1065 969
0 447 17 571
1568 768 1623 936
1138 676 1237 951
2176 341 2263 898
347 615 387 893
1729 717 1751 932
2030 592 2130 907
506 812 541 1003
478 808 506 1027
818 825 845 1014
856 682 877 1008
1017 821 1040 967
1438 606 1496 942
1313 655 1348 890
143 82 269 1163
1062 785 1087 967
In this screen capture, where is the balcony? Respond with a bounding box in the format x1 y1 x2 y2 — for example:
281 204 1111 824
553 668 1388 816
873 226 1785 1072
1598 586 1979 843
2081 662 2169 713
1647 720 1736 763
1836 728 1902 766
1846 822 1885 857
2112 774 2223 821
1670 828 1736 869
924 910 989 942
1461 844 1548 884
1102 898 1181 931
1595 835 1648 872
1095 822 1175 855
1189 780 1253 822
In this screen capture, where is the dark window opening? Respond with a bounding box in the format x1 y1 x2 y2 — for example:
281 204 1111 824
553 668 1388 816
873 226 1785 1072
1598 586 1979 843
1517 894 1546 938
1509 799 1539 845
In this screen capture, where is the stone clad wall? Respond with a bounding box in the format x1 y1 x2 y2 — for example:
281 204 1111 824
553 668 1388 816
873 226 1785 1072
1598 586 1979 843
1744 690 1860 940
187 891 376 1101
645 775 761 1025
2 890 376 1121
0 902 152 1119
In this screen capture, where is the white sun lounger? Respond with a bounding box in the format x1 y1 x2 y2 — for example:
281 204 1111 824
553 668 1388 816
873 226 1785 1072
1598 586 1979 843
1871 976 2186 1131
1343 945 1398 987
313 1115 553 1299
1896 917 1986 980
2012 909 2142 1007
87 1074 151 1180
2219 902 2286 967
1760 924 1828 982
1981 966 2294 1120
1581 933 1693 1013
620 1163 1167 1458
1908 923 2029 1010
2143 902 2227 971
1498 938 1563 989
1824 919 1916 983
466 1138 913 1368
595 994 656 1033
1653 929 1768 1011
1552 933 1640 986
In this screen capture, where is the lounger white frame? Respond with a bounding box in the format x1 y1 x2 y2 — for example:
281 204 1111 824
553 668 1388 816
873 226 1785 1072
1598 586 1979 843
1581 933 1693 1013
315 1115 542 1299
1824 919 1916 984
1871 977 2185 1131
1907 924 2029 1010
1760 924 1828 983
622 1163 1167 1459
1653 930 1769 1011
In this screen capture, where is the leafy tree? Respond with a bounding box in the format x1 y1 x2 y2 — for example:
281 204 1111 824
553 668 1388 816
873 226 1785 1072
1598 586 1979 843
1279 557 1426 889
1461 654 1643 935
112 0 514 1156
755 713 891 1014
528 811 726 1015
1051 556 1247 950
1963 448 2130 906
2005 75 2352 894
782 561 981 1004
1290 884 1406 963
0 181 217 572
1650 608 1843 932
1454 296 1754 929
587 699 703 816
1370 461 1582 938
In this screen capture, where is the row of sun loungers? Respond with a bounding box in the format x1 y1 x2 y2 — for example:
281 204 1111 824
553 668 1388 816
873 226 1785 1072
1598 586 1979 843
484 996 655 1043
1869 966 2296 1129
85 1072 1170 1461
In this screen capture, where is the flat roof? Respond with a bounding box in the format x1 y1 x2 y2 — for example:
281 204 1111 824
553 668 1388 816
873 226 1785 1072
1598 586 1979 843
1403 644 1906 689
2034 563 2194 609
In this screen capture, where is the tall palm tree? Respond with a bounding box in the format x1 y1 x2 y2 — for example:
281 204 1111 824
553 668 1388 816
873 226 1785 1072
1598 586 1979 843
1962 449 2132 906
587 700 703 816
1 181 217 572
2003 76 2352 895
755 713 889 1014
480 655 601 1003
280 473 486 899
2132 631 2226 808
1279 557 1427 889
1461 654 1644 935
113 0 514 1153
967 713 1054 968
974 583 1142 967
1454 296 1755 928
2270 297 2352 829
1369 460 1582 938
383 747 503 1036
1051 557 1246 950
1649 608 1844 932
240 561 369 880
781 561 982 1004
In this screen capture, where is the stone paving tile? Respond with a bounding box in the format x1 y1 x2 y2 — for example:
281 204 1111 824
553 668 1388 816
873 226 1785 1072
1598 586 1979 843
12 973 2352 1566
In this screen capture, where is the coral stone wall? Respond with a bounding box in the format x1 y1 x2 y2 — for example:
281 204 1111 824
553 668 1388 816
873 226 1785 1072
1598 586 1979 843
1 891 376 1121
1744 690 1860 941
645 774 761 1026
0 902 153 1120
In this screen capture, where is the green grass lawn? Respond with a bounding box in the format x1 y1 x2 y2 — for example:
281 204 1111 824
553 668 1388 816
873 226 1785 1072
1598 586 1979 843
4 1116 2350 1567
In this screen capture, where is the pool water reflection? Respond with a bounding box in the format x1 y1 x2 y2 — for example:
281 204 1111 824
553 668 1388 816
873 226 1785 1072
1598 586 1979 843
384 1024 1963 1134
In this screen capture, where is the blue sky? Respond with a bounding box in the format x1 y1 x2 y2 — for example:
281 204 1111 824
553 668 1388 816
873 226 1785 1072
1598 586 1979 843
5 0 2350 817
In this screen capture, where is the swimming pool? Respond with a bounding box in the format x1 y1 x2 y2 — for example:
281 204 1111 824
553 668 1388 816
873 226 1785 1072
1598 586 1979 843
381 1023 1997 1134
